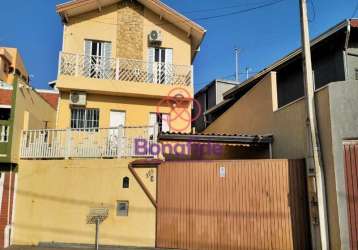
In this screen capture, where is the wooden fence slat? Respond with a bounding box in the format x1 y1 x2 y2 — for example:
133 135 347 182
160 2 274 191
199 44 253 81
344 143 358 250
156 160 311 250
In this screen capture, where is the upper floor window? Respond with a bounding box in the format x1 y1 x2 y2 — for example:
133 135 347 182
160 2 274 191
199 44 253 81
148 47 173 84
71 108 99 129
84 40 112 78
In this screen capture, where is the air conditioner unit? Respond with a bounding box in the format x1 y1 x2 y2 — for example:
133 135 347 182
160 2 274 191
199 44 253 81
148 30 162 44
70 92 87 106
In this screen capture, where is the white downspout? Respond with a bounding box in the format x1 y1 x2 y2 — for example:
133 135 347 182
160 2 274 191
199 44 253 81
4 169 12 248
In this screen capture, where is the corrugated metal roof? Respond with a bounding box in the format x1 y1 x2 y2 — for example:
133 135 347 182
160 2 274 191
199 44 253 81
158 132 273 145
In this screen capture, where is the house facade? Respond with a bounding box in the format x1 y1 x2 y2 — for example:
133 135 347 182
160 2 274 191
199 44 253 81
0 47 57 247
12 0 205 247
204 19 358 250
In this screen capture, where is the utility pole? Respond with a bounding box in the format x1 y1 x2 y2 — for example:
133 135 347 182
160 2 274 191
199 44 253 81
235 48 240 83
299 0 329 249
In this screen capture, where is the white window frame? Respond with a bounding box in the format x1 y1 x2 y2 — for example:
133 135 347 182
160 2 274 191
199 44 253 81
70 108 100 129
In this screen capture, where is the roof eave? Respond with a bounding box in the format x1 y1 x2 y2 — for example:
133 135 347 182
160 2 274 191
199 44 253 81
56 0 206 61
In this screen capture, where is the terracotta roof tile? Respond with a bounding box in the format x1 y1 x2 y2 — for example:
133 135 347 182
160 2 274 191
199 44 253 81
0 89 12 105
37 92 59 109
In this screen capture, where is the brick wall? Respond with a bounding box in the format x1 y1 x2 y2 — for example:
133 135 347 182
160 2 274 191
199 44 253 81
116 0 144 59
0 172 15 247
0 89 12 105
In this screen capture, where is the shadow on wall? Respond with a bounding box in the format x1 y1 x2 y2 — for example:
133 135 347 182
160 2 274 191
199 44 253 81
15 189 153 212
288 160 312 250
14 188 155 244
14 223 154 244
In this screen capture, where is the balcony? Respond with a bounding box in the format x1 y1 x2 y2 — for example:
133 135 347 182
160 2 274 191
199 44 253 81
57 52 193 98
20 126 158 159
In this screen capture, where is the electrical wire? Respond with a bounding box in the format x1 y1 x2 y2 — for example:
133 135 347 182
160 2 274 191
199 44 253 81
88 0 286 27
193 0 286 21
181 0 285 14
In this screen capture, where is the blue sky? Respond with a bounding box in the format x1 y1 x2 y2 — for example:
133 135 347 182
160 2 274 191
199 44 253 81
0 0 356 91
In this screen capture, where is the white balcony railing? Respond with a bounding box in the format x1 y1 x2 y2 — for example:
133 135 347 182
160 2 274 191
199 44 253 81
59 52 193 86
0 124 9 143
20 126 158 159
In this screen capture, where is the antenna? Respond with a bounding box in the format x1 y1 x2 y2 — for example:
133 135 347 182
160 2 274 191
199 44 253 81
245 67 252 80
235 48 240 83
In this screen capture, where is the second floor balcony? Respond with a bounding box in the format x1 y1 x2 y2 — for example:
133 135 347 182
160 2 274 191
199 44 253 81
57 52 193 97
20 125 158 159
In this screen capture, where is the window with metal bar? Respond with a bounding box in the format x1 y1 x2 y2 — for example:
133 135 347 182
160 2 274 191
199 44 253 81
116 201 129 216
71 108 99 129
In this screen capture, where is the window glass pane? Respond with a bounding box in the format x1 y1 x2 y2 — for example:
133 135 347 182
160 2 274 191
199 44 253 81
91 41 98 56
71 108 99 129
161 49 165 63
155 48 160 62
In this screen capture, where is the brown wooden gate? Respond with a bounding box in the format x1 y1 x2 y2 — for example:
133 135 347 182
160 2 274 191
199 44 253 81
156 160 311 250
344 142 358 250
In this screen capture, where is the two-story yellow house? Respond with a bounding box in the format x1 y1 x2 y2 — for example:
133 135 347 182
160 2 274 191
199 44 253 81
12 0 205 248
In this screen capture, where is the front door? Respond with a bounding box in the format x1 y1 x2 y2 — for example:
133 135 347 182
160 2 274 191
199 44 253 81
108 111 126 156
84 40 112 78
148 47 173 84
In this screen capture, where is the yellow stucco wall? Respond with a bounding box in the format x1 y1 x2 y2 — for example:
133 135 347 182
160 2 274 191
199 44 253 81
62 5 118 56
63 4 191 66
56 75 193 100
205 72 309 159
142 7 191 66
57 91 191 133
11 86 57 163
13 159 157 247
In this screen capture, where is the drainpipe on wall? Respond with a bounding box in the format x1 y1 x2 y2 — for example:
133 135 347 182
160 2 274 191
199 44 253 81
344 20 351 80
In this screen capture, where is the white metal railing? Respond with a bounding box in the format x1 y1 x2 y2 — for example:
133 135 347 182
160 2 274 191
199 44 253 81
0 124 9 143
59 52 193 86
20 126 158 159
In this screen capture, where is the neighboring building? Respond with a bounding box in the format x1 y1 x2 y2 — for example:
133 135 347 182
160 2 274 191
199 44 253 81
0 48 29 85
35 89 59 110
204 19 358 250
193 79 236 132
0 47 58 247
12 0 205 248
